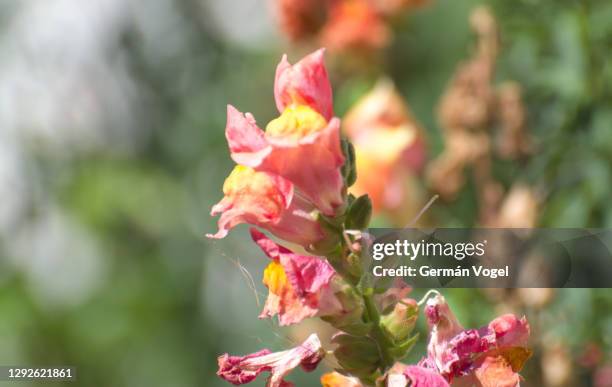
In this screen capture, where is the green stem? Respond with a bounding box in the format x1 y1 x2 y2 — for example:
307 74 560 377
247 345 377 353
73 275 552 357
363 290 395 370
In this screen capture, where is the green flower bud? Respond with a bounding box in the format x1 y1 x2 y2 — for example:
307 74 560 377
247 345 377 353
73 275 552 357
380 299 418 343
332 333 380 379
345 194 372 231
341 139 357 187
322 279 371 335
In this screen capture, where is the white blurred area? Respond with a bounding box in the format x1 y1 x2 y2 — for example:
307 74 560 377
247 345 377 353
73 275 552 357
0 0 278 308
202 0 276 48
0 0 136 307
0 0 138 152
0 0 214 307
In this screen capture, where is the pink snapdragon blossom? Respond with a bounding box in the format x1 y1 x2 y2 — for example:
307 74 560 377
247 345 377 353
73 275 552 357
225 49 345 216
421 295 531 385
217 334 325 387
207 165 325 248
251 228 344 326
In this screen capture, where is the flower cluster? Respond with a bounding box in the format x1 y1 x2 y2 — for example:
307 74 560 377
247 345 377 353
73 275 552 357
208 49 531 386
275 0 430 52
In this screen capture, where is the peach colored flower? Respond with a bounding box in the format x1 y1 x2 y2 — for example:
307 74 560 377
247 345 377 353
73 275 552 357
343 81 426 212
217 334 325 387
207 165 324 248
473 354 521 387
225 50 345 216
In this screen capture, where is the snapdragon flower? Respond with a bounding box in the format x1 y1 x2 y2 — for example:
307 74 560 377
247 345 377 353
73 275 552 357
217 334 325 387
225 49 345 217
421 294 531 385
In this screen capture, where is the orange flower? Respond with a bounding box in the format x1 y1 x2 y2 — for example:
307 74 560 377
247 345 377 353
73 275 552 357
343 81 426 212
320 0 390 51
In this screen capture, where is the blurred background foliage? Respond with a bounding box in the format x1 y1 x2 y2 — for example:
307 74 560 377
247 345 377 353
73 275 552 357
0 0 610 386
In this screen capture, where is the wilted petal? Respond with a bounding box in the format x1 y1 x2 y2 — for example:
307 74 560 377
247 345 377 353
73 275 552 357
274 49 333 121
385 364 449 387
217 334 325 387
320 371 363 387
424 294 465 376
374 279 412 312
207 165 325 248
251 229 340 326
488 314 530 348
404 365 450 387
422 295 531 383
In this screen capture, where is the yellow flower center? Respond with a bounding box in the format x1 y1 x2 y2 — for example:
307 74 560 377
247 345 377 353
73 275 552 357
265 105 327 139
262 261 288 295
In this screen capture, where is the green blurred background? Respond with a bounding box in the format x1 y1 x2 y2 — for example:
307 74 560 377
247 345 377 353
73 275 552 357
0 0 611 386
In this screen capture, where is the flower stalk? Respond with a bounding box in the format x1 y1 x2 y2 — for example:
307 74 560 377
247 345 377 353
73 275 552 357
208 48 531 387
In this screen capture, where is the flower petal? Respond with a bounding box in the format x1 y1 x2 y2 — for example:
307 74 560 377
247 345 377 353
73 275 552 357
385 364 449 387
404 365 450 387
262 117 345 215
473 355 521 387
217 334 325 387
251 229 338 326
488 314 530 348
208 166 325 247
274 49 333 120
321 372 363 387
225 105 273 167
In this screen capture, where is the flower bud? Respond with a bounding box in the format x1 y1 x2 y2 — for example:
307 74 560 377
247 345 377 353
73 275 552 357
332 333 381 379
341 139 357 188
345 194 372 231
380 299 418 343
322 279 371 336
